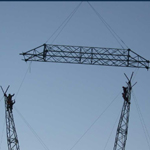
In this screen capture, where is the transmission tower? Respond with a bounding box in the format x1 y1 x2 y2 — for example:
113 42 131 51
1 86 20 150
113 72 136 150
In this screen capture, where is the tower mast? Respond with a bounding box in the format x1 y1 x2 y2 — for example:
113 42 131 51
1 86 20 150
113 73 136 150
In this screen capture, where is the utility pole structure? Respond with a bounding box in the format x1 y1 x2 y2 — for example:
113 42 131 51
1 86 20 150
20 44 149 69
113 72 136 150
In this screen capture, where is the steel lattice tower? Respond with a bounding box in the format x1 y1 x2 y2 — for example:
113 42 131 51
113 73 135 150
1 86 20 150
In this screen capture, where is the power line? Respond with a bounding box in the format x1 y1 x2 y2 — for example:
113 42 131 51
0 120 5 150
132 91 150 150
69 91 121 150
0 96 4 103
15 61 32 100
14 107 50 150
45 2 82 44
132 68 139 82
87 1 129 49
103 111 120 150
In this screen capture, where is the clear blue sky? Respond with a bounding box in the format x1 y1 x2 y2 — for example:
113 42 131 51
0 1 150 150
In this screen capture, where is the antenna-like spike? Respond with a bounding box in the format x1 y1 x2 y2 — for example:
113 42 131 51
130 72 134 81
124 73 130 82
1 85 10 95
132 82 137 88
0 86 4 94
5 85 10 94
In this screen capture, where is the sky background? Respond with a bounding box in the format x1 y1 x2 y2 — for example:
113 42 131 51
0 1 150 150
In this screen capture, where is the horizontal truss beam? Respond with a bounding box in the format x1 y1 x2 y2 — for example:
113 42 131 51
20 44 149 69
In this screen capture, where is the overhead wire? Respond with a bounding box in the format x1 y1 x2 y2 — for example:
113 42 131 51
45 2 83 44
132 90 150 150
132 91 150 142
0 120 5 150
132 68 139 82
103 111 120 150
87 1 129 49
51 2 82 44
0 97 4 103
14 107 50 150
15 61 32 100
0 63 31 102
69 91 121 150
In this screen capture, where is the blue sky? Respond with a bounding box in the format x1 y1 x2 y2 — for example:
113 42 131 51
0 1 150 150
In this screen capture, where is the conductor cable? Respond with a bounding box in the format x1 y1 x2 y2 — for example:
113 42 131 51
14 107 50 150
132 91 150 149
69 91 121 150
45 2 82 44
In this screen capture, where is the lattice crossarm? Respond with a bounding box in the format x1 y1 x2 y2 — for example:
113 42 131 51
20 44 150 69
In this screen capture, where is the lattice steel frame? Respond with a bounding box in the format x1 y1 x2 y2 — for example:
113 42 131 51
4 96 20 150
1 86 20 150
20 44 149 69
113 73 134 150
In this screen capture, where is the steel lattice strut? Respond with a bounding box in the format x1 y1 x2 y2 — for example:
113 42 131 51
5 96 20 150
20 44 149 69
113 73 135 150
1 86 20 150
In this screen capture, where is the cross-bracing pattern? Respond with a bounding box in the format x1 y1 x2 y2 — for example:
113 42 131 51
113 75 132 150
4 95 20 150
20 44 149 69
